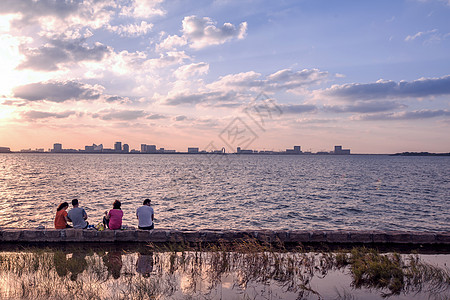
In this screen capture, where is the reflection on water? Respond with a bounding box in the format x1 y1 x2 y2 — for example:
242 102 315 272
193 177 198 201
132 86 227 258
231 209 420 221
0 153 449 231
0 244 449 300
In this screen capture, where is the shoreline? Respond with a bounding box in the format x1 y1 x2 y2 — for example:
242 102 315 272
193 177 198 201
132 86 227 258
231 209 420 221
1 228 449 246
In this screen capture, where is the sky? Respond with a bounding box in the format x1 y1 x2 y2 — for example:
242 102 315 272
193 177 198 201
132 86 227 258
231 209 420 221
0 0 449 154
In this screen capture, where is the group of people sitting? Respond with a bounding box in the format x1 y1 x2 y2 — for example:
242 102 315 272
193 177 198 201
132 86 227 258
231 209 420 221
54 198 154 230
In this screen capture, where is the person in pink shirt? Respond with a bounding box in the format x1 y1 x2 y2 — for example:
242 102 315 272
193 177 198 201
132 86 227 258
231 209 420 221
104 200 123 230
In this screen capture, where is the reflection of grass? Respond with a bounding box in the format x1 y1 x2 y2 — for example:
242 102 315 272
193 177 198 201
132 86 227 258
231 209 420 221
350 248 405 295
0 243 449 299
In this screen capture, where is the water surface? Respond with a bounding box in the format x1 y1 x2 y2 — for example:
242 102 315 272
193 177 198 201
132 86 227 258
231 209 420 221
0 153 448 231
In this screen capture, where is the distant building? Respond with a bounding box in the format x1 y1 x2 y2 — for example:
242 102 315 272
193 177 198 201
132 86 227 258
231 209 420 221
123 144 129 153
85 144 103 152
114 142 122 152
141 144 157 153
188 147 199 153
237 147 253 154
333 145 351 155
0 147 11 153
285 145 302 154
52 143 62 152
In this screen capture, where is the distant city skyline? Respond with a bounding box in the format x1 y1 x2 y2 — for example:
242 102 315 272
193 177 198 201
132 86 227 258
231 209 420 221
1 1 449 154
15 141 352 155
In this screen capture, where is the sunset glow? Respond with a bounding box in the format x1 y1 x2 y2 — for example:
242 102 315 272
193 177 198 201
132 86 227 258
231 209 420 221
0 1 449 153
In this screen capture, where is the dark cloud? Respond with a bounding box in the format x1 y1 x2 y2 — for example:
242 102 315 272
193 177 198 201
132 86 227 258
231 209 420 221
18 37 110 71
324 75 450 100
92 109 148 121
22 110 76 120
14 81 101 102
174 115 187 121
146 114 167 120
324 101 405 113
164 91 236 106
357 109 450 121
280 104 317 114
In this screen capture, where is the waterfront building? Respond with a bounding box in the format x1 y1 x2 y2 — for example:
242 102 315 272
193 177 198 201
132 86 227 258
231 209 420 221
114 142 122 152
188 147 199 153
84 144 103 152
0 147 11 153
123 144 130 153
141 144 157 153
285 145 302 154
52 143 62 152
334 145 351 155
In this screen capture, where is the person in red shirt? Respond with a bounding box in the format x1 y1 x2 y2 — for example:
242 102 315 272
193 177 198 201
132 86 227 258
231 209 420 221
54 202 72 229
103 200 123 230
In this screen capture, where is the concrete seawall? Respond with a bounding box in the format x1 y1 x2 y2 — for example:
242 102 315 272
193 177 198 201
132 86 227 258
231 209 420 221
0 228 449 244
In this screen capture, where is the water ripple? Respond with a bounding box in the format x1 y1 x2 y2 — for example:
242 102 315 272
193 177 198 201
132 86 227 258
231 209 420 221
0 153 449 231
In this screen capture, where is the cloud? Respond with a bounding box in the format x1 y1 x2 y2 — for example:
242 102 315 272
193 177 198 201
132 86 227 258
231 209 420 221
181 16 247 49
174 62 209 79
323 75 450 101
120 0 165 19
266 69 329 91
0 0 163 36
0 0 117 33
207 69 329 93
18 35 110 71
163 91 237 106
404 29 449 43
355 109 450 121
107 21 153 37
324 101 406 113
14 80 102 102
92 109 148 121
155 16 247 51
280 104 317 114
156 34 187 51
22 110 76 120
144 51 190 69
147 113 167 119
405 29 438 41
174 115 187 121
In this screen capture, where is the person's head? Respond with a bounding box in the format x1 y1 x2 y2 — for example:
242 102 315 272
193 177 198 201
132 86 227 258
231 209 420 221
143 199 151 206
113 200 121 209
57 202 69 211
72 199 79 207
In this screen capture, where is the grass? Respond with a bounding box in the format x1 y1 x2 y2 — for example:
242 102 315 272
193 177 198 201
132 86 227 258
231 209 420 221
0 242 449 299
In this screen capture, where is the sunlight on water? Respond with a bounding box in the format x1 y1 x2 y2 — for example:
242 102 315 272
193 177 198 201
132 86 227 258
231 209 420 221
0 153 449 231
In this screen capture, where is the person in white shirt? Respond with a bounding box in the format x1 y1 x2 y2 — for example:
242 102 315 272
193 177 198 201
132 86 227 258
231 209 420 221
136 199 154 230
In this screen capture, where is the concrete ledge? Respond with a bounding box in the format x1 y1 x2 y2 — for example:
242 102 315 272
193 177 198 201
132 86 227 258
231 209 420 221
0 228 448 244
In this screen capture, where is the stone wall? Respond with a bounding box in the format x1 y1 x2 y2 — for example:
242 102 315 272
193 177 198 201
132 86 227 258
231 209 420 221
0 228 449 244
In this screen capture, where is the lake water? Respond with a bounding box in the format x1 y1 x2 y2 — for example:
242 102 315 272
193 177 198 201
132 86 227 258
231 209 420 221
0 153 449 231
